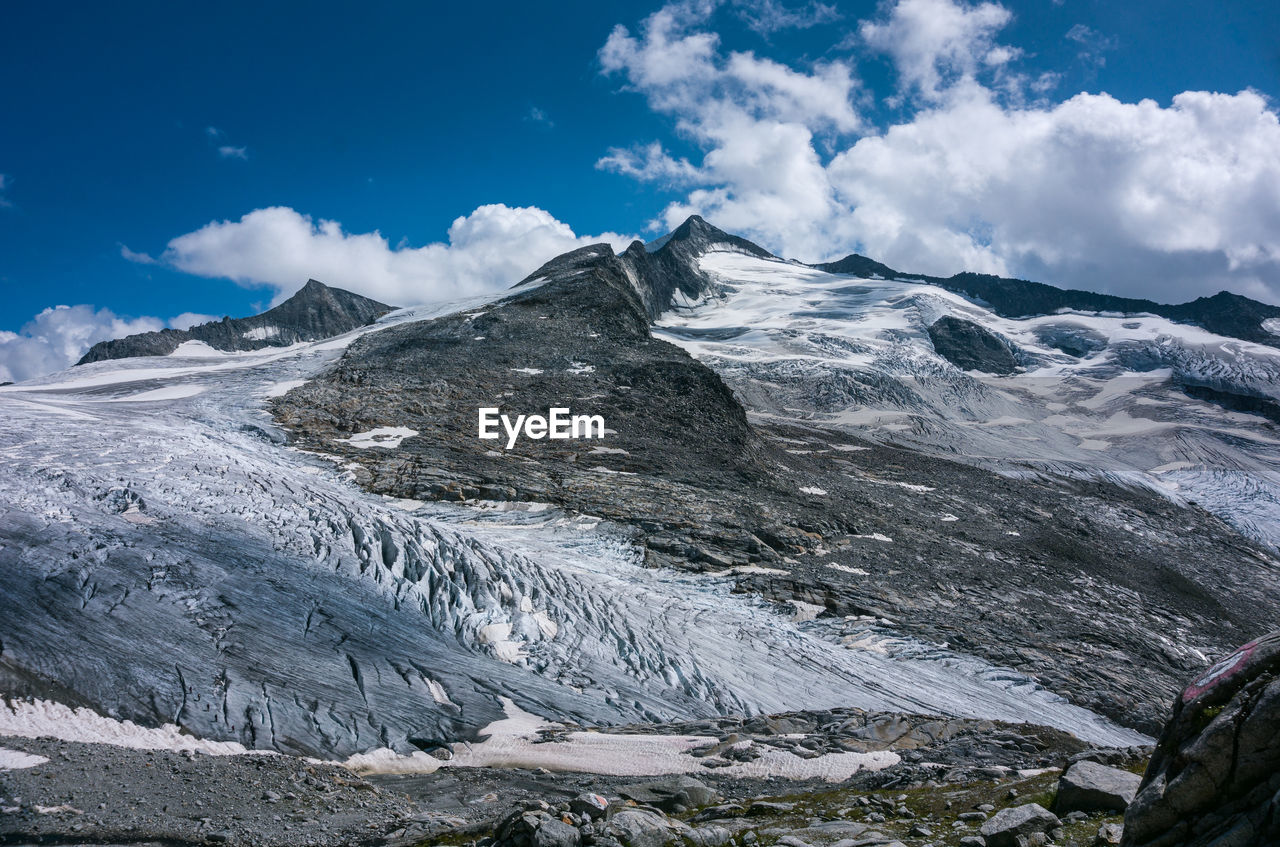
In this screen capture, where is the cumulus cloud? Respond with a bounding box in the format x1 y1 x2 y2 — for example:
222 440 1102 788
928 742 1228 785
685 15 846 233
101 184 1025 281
859 0 1017 101
597 141 702 185
599 0 1280 303
0 306 165 384
157 204 635 307
218 145 248 160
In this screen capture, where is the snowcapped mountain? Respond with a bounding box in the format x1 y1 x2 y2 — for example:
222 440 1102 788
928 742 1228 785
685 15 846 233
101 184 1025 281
2 216 1278 770
655 248 1280 549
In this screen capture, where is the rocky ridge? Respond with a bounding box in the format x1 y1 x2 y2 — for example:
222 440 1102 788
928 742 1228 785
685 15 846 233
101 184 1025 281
77 279 393 364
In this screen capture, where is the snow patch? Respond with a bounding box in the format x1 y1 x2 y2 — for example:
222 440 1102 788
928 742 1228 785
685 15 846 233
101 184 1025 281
263 379 308 398
0 748 49 769
851 533 894 543
799 486 828 496
338 427 418 449
345 698 898 780
0 699 256 756
828 563 869 576
242 325 280 341
110 384 207 403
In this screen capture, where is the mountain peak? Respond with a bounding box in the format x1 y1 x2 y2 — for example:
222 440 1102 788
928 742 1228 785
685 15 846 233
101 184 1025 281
77 281 394 365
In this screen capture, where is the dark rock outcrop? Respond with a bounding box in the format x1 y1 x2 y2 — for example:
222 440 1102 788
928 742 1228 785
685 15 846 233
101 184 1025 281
927 315 1020 374
77 279 394 364
1122 631 1280 847
519 214 773 320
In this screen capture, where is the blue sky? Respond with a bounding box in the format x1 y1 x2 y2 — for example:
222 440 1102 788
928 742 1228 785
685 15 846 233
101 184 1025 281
2 0 1279 381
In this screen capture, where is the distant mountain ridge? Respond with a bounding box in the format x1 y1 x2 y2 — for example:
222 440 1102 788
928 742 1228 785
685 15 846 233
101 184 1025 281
77 279 394 364
815 254 1280 348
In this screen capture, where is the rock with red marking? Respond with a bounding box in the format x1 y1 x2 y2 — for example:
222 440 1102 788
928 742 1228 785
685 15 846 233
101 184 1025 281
1122 631 1280 847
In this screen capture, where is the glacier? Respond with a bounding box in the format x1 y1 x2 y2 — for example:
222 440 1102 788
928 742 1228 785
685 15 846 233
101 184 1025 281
0 291 1151 764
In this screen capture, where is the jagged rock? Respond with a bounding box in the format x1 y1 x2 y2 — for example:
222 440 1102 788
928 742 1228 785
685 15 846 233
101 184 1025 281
1055 760 1142 813
569 793 611 820
1122 631 1280 847
978 803 1060 847
618 776 717 812
78 279 393 363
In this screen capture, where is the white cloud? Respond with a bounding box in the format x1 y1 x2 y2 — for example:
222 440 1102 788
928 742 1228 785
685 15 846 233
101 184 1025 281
598 0 1280 303
157 204 636 307
597 141 702 185
729 0 840 35
859 0 1017 102
169 312 218 330
526 106 554 127
1064 23 1117 69
120 244 157 264
600 6 861 134
0 305 165 384
218 145 248 160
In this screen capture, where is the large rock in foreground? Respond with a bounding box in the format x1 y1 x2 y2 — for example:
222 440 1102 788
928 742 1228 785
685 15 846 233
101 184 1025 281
979 803 1060 847
1055 760 1142 814
1122 631 1280 847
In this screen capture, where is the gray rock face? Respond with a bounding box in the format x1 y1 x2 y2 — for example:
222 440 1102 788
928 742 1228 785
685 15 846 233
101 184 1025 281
605 808 688 847
979 803 1060 847
927 315 1019 374
1122 631 1280 847
618 775 717 812
1054 760 1142 814
77 279 393 364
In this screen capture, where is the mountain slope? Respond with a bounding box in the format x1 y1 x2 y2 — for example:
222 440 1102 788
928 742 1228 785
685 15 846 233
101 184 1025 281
77 279 394 364
816 255 1280 348
273 218 1280 736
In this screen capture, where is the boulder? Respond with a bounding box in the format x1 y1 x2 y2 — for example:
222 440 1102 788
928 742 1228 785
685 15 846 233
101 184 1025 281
495 809 582 847
618 776 717 812
1122 631 1280 847
979 803 1061 847
605 808 689 847
569 792 611 820
1055 760 1142 813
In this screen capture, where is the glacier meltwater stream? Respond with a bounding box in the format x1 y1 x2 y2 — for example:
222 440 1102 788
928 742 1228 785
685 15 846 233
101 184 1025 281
0 297 1148 771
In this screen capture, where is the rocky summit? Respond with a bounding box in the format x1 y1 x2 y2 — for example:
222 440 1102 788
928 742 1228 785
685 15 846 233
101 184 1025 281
4 216 1280 847
77 278 394 363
